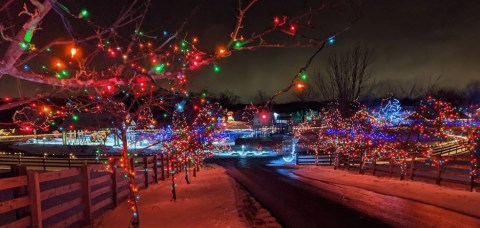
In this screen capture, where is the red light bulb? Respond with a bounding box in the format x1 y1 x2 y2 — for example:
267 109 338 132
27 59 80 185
289 24 297 34
273 16 280 25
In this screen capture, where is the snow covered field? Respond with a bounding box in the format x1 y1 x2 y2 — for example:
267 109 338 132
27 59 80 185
96 164 279 228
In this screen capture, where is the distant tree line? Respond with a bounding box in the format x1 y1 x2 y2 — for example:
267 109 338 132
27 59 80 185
203 45 480 116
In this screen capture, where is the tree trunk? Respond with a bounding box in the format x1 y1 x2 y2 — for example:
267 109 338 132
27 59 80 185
184 162 190 184
193 152 197 177
334 150 340 170
171 172 177 201
120 130 139 226
359 151 366 175
192 155 197 177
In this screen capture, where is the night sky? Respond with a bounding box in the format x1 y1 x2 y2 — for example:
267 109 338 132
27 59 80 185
1 0 479 103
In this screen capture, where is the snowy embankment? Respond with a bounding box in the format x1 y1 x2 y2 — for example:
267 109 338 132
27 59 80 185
96 164 279 228
293 166 480 219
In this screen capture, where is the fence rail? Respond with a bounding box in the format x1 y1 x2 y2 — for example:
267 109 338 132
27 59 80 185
296 153 334 166
0 154 107 170
0 154 185 227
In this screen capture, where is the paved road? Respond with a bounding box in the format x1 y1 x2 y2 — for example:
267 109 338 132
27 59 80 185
210 157 480 228
211 157 388 228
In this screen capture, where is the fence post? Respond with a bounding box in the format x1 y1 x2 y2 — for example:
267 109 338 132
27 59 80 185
360 153 365 175
43 157 46 171
334 153 338 170
111 160 119 207
12 165 28 219
372 153 377 176
161 154 165 180
389 158 394 177
410 155 415 180
27 170 42 228
166 154 170 179
144 156 149 188
436 157 442 186
347 155 351 171
153 155 158 183
81 165 93 227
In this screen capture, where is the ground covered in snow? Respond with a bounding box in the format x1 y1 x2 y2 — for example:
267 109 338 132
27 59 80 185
291 166 480 227
96 164 279 228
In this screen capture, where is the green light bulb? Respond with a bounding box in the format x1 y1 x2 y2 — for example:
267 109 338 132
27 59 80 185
299 72 308 80
18 42 28 50
213 64 220 73
234 40 243 49
24 29 33 43
154 64 165 73
79 9 89 18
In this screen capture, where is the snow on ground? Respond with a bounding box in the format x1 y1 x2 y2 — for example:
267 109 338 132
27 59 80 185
96 164 279 228
293 166 480 219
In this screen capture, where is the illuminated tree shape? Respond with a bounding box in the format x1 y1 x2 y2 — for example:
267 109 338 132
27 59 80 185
193 103 229 161
377 97 403 125
415 97 459 140
13 106 53 131
241 104 259 125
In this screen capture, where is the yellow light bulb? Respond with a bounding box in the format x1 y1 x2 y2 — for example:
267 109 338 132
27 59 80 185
70 48 77 58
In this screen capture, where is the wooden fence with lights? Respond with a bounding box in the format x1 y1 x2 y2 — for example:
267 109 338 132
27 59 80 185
0 154 185 227
296 152 479 191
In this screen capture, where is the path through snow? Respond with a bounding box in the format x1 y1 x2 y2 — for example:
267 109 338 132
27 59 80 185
96 164 279 228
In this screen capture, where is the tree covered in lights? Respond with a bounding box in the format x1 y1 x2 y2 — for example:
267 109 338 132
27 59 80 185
380 97 459 178
0 0 362 225
289 95 479 180
191 102 230 173
412 97 459 140
375 96 405 126
321 107 348 168
163 103 228 197
347 107 380 173
293 110 326 165
241 104 259 126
